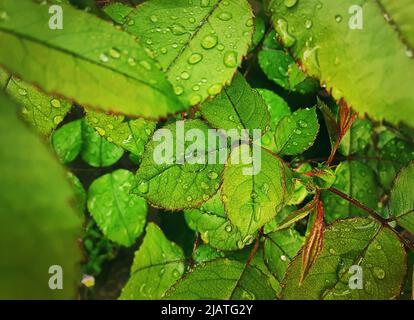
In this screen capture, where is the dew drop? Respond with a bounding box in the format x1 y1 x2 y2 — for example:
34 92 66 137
201 34 218 49
207 83 222 96
299 120 308 128
280 255 287 261
189 94 202 105
284 0 298 8
18 88 27 96
335 14 343 23
172 269 181 278
181 71 190 80
99 53 109 63
137 181 149 194
174 86 184 96
200 0 210 7
305 19 313 29
218 12 232 21
109 48 121 59
53 115 63 125
225 224 233 232
243 235 254 245
128 57 137 66
276 18 296 48
172 23 187 35
406 47 413 58
150 15 158 23
208 171 218 180
188 52 203 64
95 127 106 136
139 60 152 71
223 50 237 68
50 99 61 108
373 266 386 280
241 290 255 300
245 18 254 27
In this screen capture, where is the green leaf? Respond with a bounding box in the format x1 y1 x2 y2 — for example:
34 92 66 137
228 247 282 294
134 120 225 210
222 145 294 236
103 2 133 24
184 193 249 251
106 0 254 106
281 218 407 300
264 228 304 281
258 88 291 152
388 162 414 235
67 171 86 213
81 121 124 167
0 91 82 299
322 161 381 223
258 30 318 94
317 99 339 149
87 169 147 247
0 0 183 118
339 117 373 156
250 13 266 52
192 244 225 264
166 258 276 299
378 138 414 190
2 71 71 136
120 223 185 299
85 109 156 157
52 120 83 164
267 0 414 127
200 73 269 137
274 107 319 156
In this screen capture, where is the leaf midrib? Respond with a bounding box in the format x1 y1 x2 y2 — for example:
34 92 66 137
0 27 170 98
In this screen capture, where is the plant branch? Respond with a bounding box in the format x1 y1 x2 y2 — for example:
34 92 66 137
328 187 414 252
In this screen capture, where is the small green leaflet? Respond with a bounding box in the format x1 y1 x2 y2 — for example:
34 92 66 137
166 259 276 300
378 137 414 190
200 72 269 137
105 0 254 106
1 71 71 136
52 120 125 167
81 121 125 167
87 169 147 247
67 172 86 214
85 109 156 157
339 117 373 156
0 0 183 118
264 228 304 282
258 88 291 153
52 120 83 164
184 193 250 251
192 244 225 265
134 120 225 210
266 0 414 127
322 161 381 223
258 30 318 94
222 145 294 237
274 107 319 156
388 162 414 235
0 91 82 299
120 223 185 299
281 218 407 300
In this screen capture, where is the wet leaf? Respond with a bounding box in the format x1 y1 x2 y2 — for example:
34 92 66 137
87 169 147 247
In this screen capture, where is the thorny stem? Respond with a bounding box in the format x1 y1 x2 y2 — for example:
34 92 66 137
243 228 263 273
189 233 200 268
326 101 357 166
328 187 414 252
